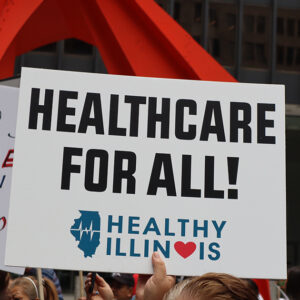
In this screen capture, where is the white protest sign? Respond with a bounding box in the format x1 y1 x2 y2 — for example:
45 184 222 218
6 68 286 279
0 86 24 274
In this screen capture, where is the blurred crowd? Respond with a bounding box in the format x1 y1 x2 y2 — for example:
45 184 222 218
0 253 299 300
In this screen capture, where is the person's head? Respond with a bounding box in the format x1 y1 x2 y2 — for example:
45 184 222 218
164 273 258 300
286 266 300 300
163 278 192 300
0 271 10 300
243 279 259 298
9 276 58 300
109 273 134 300
0 271 10 292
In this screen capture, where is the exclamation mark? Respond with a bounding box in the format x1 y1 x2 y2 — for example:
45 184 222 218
227 157 239 199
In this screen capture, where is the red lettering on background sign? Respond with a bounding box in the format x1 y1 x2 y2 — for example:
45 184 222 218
2 149 14 168
0 217 7 231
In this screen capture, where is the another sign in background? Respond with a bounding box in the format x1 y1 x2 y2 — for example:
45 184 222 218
0 86 24 274
6 68 286 278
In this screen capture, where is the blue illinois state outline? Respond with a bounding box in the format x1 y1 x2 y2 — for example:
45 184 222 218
70 211 101 258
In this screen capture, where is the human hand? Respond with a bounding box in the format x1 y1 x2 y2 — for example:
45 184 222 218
85 273 114 300
135 274 150 300
136 252 176 300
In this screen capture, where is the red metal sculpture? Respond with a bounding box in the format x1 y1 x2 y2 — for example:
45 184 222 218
0 0 235 81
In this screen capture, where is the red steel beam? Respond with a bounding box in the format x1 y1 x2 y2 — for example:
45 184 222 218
0 0 235 82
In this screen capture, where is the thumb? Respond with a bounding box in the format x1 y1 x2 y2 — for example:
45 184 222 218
152 252 167 281
95 275 108 288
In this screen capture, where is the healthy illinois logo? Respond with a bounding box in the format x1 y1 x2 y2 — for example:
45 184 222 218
70 211 101 258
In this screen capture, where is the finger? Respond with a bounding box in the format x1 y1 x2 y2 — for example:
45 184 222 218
85 282 91 293
85 279 91 288
152 252 167 281
135 287 144 300
136 275 150 300
136 274 150 288
166 275 176 286
95 275 109 288
85 278 91 284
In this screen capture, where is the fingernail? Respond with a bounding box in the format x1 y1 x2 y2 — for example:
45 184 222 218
153 251 160 258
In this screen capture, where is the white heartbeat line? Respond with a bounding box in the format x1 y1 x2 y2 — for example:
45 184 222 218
72 222 100 240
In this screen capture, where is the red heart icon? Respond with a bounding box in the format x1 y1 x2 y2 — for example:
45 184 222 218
174 241 196 258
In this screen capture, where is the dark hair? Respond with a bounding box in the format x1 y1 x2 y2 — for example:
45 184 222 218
243 279 259 297
0 271 10 294
110 273 134 287
286 266 300 300
177 273 258 300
